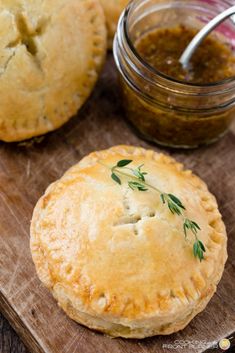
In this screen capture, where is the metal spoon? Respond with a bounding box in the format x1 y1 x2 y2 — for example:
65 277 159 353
180 5 235 69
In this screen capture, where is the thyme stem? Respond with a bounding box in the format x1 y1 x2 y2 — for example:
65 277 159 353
111 167 162 194
99 159 206 261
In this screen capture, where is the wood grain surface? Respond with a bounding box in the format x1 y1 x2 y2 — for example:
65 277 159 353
1 313 29 353
0 55 235 353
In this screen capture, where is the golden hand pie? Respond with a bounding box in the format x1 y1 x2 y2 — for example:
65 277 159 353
0 0 106 142
100 0 129 48
30 145 227 338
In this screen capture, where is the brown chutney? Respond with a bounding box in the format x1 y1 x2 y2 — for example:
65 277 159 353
136 26 235 84
117 25 235 148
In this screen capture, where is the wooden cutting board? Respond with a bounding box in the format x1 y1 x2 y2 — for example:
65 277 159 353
0 55 235 353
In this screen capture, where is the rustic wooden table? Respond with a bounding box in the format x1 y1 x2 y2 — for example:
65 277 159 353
1 313 28 353
0 55 235 353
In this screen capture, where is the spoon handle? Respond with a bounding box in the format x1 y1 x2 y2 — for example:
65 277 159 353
180 5 235 69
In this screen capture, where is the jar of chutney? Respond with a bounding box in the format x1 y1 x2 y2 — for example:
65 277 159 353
113 0 235 148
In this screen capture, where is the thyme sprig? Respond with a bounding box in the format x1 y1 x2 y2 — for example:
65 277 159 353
109 159 205 261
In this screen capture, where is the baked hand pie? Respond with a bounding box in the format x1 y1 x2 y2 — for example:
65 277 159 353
30 145 227 338
0 0 106 142
100 0 129 48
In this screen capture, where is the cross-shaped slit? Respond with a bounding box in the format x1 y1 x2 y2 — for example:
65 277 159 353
16 13 38 55
114 194 156 230
114 211 156 226
114 215 142 226
7 13 47 56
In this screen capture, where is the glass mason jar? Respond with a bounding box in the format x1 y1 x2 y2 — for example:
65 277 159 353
113 0 235 148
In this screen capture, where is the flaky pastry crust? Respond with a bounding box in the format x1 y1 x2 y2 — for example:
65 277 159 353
0 0 106 142
30 145 227 338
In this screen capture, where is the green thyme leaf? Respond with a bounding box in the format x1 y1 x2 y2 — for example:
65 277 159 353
183 223 188 238
198 250 204 262
165 194 186 216
183 219 191 238
198 240 206 252
133 169 143 180
183 219 201 237
168 194 185 210
193 240 205 261
117 160 133 167
128 181 148 191
167 199 182 215
160 193 165 204
111 173 121 185
193 241 199 258
191 221 201 230
133 170 145 181
132 164 148 181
